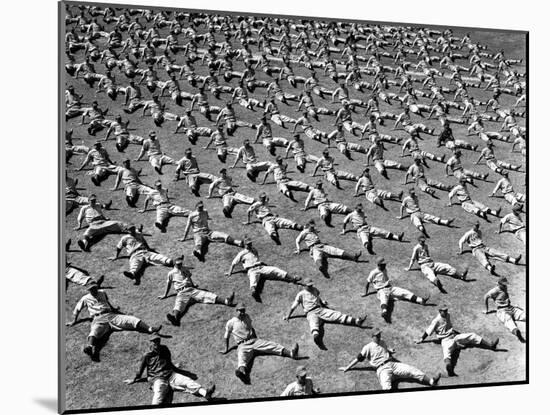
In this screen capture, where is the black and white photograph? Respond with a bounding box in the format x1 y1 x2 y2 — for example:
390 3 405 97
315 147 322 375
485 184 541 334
59 0 528 413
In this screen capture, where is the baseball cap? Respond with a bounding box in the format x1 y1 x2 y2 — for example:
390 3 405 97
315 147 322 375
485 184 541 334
219 168 227 174
89 194 97 200
372 328 382 337
296 366 307 377
377 258 386 265
86 281 99 291
439 305 449 311
316 180 323 186
307 219 316 226
512 204 522 212
185 148 192 154
175 258 183 265
498 277 509 285
304 278 315 287
149 333 161 342
236 303 246 311
154 180 162 187
418 236 426 242
149 131 157 137
243 236 253 245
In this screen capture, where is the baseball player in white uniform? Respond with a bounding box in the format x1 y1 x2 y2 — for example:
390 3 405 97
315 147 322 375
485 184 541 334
75 194 130 252
110 224 174 285
339 329 441 390
498 205 526 245
226 237 302 302
173 148 217 196
449 178 501 220
458 222 521 275
207 168 255 218
303 181 351 227
342 203 404 255
296 220 361 279
261 156 313 202
312 149 359 189
245 192 303 245
484 277 526 342
398 188 454 238
110 159 151 207
66 282 162 362
406 236 468 293
490 170 525 208
281 366 320 396
179 201 243 262
416 306 499 376
141 181 190 233
160 258 236 326
364 258 430 323
135 131 175 175
220 304 300 384
284 278 367 350
355 168 403 210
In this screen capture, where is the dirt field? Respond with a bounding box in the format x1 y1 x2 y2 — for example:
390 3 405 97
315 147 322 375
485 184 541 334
62 7 526 412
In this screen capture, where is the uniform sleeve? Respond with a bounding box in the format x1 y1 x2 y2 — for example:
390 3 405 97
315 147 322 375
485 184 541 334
291 292 303 309
231 250 245 267
116 235 127 250
343 213 352 225
459 230 473 247
449 185 459 198
500 213 512 225
247 202 260 213
280 383 295 397
360 344 370 358
366 269 375 283
486 287 499 300
224 320 233 339
425 316 439 336
73 295 88 315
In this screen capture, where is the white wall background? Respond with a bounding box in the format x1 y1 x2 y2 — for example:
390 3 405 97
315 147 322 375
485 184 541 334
0 0 546 413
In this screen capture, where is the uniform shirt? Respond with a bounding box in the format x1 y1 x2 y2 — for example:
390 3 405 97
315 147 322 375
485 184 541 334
220 107 236 122
410 243 433 265
232 248 262 270
356 176 375 192
449 184 472 203
85 148 110 166
425 313 455 339
316 156 336 172
188 210 210 233
248 201 274 220
257 123 273 139
142 139 162 156
224 314 255 343
281 378 315 396
77 204 105 225
307 188 329 205
360 340 391 368
481 147 496 160
138 345 174 382
117 234 147 256
402 195 420 214
367 268 391 290
368 144 384 161
73 290 112 317
288 140 306 157
500 213 525 231
237 146 258 164
486 286 511 308
296 229 322 248
407 163 425 180
459 229 485 249
167 267 194 291
446 155 462 171
343 211 369 230
148 188 169 206
292 288 323 313
176 155 200 174
266 163 288 182
403 138 421 152
493 177 514 195
328 129 346 143
116 167 140 186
